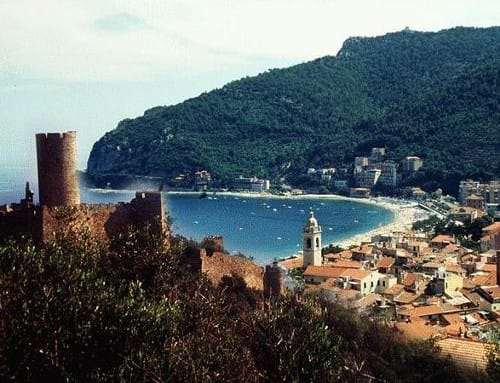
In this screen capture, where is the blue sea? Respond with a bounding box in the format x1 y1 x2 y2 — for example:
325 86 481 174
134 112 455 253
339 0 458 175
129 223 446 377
0 165 393 264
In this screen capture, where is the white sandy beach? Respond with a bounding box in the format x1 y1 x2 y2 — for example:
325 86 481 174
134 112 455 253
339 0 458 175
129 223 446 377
332 199 429 249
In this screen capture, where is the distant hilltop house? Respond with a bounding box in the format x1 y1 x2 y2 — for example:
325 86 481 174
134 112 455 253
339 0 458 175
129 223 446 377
353 148 421 190
0 132 167 244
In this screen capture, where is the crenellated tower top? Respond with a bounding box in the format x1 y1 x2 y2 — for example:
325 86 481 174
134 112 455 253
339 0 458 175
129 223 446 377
36 131 80 207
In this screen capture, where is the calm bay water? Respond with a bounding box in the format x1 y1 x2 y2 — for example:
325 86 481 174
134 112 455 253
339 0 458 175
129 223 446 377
162 193 393 263
0 166 393 264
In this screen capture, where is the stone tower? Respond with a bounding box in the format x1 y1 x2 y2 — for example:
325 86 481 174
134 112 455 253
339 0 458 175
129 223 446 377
36 131 80 207
303 211 322 267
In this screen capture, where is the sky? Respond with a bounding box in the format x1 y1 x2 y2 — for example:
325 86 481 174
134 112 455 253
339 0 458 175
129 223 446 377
1 0 498 171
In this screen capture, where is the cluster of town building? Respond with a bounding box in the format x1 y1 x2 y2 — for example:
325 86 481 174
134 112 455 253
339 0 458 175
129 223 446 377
459 180 500 205
173 146 423 196
305 147 424 198
430 179 500 224
279 210 499 370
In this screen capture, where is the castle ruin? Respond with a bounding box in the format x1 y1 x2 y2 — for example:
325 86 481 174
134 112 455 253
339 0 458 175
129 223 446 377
0 132 167 244
0 131 271 293
36 132 80 207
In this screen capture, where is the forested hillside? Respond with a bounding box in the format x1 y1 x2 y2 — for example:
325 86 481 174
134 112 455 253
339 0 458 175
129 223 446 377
87 27 500 193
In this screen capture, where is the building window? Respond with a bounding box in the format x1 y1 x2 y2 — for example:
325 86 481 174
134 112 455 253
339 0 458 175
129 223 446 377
316 238 320 248
364 282 366 289
307 238 311 249
383 281 386 287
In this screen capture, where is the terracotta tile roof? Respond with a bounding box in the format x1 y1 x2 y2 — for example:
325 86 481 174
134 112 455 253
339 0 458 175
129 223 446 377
323 253 340 260
356 245 374 254
332 260 363 269
431 234 455 243
411 304 444 317
383 284 405 296
444 322 464 336
442 313 462 325
480 263 497 272
336 249 353 259
340 268 373 280
303 266 345 279
462 278 477 290
437 338 489 371
318 278 337 290
402 273 425 287
482 222 500 234
427 296 441 304
460 289 489 309
394 291 420 304
395 321 441 340
445 264 465 274
383 283 405 297
482 285 500 300
324 250 354 260
470 273 497 287
402 302 458 318
377 256 395 269
335 288 360 300
443 244 460 253
419 247 433 255
402 273 417 286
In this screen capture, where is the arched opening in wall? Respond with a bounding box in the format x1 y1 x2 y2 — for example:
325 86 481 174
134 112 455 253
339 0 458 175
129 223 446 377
306 238 311 249
316 238 320 248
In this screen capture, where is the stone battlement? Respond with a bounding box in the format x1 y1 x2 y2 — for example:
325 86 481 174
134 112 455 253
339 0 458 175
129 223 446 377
0 199 168 245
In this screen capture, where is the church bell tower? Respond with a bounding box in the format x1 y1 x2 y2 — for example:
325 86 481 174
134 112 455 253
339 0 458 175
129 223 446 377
303 211 322 267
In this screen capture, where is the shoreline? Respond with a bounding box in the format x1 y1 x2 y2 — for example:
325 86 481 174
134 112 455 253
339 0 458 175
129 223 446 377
168 190 429 253
331 200 428 249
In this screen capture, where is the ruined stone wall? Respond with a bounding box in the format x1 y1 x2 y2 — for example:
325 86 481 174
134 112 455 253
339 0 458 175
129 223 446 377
36 132 80 207
39 204 131 244
200 252 264 290
0 199 168 246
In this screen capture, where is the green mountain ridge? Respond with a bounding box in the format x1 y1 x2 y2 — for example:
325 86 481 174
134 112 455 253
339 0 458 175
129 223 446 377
87 27 500 194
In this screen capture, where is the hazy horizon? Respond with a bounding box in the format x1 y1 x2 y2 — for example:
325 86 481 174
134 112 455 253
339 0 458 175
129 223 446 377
1 1 498 170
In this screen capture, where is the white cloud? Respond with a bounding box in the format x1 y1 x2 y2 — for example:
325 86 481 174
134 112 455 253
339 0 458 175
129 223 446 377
0 0 498 82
